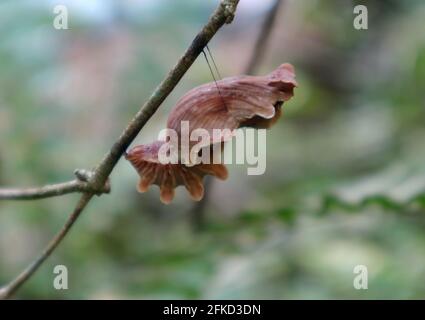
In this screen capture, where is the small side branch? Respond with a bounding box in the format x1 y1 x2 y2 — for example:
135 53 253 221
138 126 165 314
0 170 110 201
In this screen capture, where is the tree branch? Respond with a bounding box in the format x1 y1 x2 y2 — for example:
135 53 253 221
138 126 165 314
0 193 93 300
89 0 239 191
245 0 283 75
0 169 110 200
0 0 240 299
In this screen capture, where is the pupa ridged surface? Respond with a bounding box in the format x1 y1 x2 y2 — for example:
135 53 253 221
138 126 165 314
126 63 297 204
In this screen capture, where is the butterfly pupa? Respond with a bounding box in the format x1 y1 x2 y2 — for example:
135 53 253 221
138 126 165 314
126 63 297 204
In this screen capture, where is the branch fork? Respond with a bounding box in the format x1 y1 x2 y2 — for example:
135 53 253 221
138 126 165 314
74 169 111 195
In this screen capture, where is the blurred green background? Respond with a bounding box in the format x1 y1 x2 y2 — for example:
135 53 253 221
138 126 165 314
1 0 425 299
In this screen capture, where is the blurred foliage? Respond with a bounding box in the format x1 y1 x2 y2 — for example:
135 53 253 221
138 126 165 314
1 0 425 299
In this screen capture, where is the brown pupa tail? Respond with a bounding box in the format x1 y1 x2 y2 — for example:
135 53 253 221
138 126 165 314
239 64 297 129
267 63 298 100
125 142 228 204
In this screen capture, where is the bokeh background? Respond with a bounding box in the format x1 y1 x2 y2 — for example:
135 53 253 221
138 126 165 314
1 0 425 299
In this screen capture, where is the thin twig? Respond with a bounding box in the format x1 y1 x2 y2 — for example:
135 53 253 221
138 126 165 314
0 180 85 200
0 169 110 200
0 193 93 300
245 0 283 75
0 0 240 299
190 0 283 229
